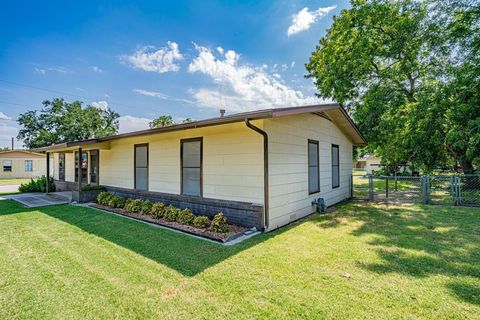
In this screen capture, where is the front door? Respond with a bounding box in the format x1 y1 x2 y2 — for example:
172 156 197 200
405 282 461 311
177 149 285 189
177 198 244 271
90 150 99 185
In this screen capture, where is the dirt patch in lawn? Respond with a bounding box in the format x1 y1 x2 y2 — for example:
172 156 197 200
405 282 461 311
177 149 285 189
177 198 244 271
90 203 248 242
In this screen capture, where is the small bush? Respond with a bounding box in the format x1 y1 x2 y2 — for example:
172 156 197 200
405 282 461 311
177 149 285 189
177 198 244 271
177 208 195 225
140 200 153 215
211 212 229 233
124 199 144 213
19 176 55 193
164 205 180 222
150 202 166 219
107 195 125 208
96 192 113 205
193 215 210 228
81 184 106 191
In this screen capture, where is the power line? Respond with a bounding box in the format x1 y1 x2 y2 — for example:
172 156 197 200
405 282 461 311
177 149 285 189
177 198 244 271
0 79 148 110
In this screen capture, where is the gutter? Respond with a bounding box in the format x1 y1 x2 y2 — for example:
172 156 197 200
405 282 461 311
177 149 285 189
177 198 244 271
244 119 269 231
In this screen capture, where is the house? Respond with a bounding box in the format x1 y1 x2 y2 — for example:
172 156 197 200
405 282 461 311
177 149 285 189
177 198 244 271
0 150 47 179
36 104 367 231
353 154 382 174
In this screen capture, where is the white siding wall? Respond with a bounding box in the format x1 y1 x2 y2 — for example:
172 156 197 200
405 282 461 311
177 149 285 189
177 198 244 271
98 122 264 204
264 114 353 231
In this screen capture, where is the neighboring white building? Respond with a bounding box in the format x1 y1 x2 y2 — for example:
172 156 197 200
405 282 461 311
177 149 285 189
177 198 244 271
37 104 367 232
0 150 47 179
353 154 382 174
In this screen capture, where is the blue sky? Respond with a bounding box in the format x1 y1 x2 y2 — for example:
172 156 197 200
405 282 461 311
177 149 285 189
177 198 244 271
0 0 348 148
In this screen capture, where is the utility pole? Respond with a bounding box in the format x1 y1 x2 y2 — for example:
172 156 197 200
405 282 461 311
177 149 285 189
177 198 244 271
11 137 14 150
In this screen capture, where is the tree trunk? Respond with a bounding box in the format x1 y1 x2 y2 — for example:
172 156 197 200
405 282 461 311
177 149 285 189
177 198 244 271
460 158 475 174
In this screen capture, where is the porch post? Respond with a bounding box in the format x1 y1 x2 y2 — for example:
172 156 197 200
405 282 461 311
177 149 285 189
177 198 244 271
77 147 82 192
46 152 50 193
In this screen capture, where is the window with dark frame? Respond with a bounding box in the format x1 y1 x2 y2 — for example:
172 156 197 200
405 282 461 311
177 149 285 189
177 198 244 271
308 140 320 194
59 153 65 181
3 160 12 172
332 144 340 188
24 160 33 172
181 138 202 197
134 144 149 191
75 151 88 183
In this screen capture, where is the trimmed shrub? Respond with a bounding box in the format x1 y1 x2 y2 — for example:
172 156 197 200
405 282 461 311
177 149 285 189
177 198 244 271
19 176 55 193
193 215 210 229
124 199 144 213
177 208 195 225
96 191 113 205
211 212 229 233
150 202 166 219
164 205 180 222
107 195 125 208
140 200 153 215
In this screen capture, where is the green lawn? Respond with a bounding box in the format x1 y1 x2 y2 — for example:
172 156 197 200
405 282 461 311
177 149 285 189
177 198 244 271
0 200 479 319
0 178 31 185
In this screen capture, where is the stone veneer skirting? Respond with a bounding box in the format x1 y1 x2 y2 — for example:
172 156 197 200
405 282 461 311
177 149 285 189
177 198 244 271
106 186 263 229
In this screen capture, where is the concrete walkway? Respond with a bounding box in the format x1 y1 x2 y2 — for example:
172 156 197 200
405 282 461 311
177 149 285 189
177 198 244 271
3 191 72 207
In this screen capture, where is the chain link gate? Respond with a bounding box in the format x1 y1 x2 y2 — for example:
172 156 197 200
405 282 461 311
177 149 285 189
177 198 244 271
351 174 480 207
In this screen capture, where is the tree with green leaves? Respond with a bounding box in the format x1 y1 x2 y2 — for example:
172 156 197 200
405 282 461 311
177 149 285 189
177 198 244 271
149 115 174 128
17 98 119 149
306 0 479 173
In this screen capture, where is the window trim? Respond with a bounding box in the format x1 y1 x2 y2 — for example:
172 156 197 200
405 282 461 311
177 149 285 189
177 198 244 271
74 151 88 183
308 139 320 194
24 160 33 172
180 137 203 197
332 144 340 189
3 160 12 172
134 143 149 191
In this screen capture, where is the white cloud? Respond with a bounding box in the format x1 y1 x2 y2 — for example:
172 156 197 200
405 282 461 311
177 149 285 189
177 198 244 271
0 122 20 148
133 88 195 105
132 88 168 99
122 41 183 73
287 6 336 36
291 61 296 67
34 66 70 75
118 115 151 133
90 66 103 73
91 101 109 111
216 46 224 55
187 45 319 112
0 112 12 121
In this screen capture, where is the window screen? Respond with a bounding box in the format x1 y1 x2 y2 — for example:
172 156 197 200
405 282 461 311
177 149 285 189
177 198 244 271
308 140 319 193
3 160 12 172
134 144 148 190
59 153 65 181
181 138 202 196
332 144 340 188
24 160 33 172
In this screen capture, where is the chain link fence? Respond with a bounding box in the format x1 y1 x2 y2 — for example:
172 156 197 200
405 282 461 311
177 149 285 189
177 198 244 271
351 174 480 207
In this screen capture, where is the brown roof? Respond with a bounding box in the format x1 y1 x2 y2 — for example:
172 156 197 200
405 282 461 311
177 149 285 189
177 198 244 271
34 103 367 152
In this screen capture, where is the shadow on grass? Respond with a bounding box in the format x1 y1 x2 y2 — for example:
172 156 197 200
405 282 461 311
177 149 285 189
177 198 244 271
317 202 480 305
0 200 282 277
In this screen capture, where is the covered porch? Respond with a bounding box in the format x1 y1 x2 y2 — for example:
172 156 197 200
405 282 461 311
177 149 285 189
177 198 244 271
41 140 111 202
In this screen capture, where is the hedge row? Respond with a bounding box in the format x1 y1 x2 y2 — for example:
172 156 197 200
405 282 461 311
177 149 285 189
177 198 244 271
96 192 229 233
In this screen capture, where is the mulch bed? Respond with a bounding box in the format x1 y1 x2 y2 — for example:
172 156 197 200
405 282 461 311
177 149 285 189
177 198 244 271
90 203 247 242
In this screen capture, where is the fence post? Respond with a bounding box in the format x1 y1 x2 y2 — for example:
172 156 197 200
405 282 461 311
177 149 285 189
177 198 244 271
386 176 389 198
368 175 374 201
450 176 455 206
456 176 462 206
395 174 398 191
422 176 430 204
